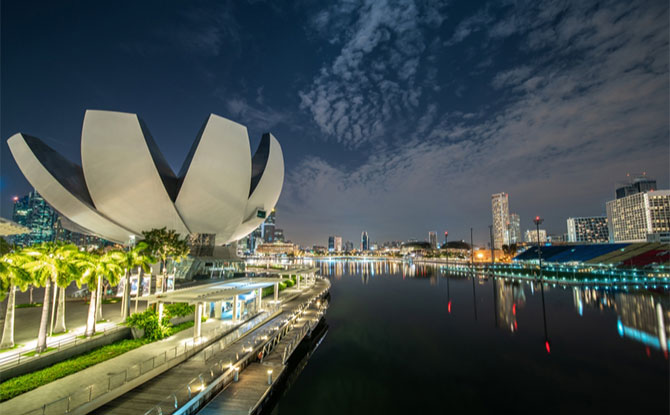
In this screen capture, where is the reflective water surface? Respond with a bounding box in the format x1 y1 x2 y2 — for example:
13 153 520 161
266 260 669 414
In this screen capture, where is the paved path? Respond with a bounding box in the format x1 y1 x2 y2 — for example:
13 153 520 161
93 280 327 415
200 303 323 415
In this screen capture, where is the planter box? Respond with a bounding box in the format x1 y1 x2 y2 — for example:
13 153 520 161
131 327 145 339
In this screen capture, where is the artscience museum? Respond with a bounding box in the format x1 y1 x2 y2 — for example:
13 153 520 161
7 110 284 259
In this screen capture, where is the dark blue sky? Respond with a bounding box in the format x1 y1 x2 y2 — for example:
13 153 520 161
1 0 668 246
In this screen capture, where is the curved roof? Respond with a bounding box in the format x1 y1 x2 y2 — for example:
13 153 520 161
6 110 285 246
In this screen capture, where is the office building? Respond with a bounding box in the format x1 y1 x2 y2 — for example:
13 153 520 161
524 229 547 243
508 213 521 244
344 241 354 252
428 231 438 249
334 236 342 252
566 216 609 243
274 228 284 242
11 190 56 246
606 190 670 242
361 231 369 251
262 209 276 243
328 236 335 252
616 175 657 199
491 192 510 249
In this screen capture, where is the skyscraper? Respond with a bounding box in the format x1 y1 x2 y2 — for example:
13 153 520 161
566 216 609 243
508 213 521 244
344 241 354 252
491 192 510 249
615 175 657 199
11 190 56 246
606 190 670 242
261 209 276 243
328 236 335 252
428 231 438 249
334 236 342 252
361 231 369 251
524 229 547 243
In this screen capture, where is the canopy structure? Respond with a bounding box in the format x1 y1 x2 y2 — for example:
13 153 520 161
0 218 29 236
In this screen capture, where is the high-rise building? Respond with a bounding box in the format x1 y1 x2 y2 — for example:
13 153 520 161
428 231 437 249
615 175 657 199
508 213 521 244
274 228 285 242
566 216 609 243
524 229 547 243
11 190 56 246
606 190 670 242
344 241 354 252
261 209 276 243
334 236 342 252
328 236 335 252
491 192 510 249
361 231 369 251
53 215 110 248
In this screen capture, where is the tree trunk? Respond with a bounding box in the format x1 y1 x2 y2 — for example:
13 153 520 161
96 276 103 322
35 279 52 353
85 285 96 337
135 267 142 314
49 285 58 336
54 286 67 333
29 285 33 304
123 269 131 320
0 285 16 349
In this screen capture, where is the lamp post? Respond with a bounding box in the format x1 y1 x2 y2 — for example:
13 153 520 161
444 231 449 271
533 216 544 281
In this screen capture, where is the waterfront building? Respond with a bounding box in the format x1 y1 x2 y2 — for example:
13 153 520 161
262 209 276 243
428 231 438 249
274 228 284 242
524 229 547 243
567 216 609 243
334 236 342 252
615 175 657 199
508 213 521 244
491 192 510 249
344 241 354 252
11 190 56 246
361 231 369 251
328 236 335 252
7 110 284 250
255 242 297 256
606 190 670 242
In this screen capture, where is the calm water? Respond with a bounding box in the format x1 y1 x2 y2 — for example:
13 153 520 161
267 260 669 415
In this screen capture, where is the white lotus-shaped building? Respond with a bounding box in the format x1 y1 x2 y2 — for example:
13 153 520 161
7 110 284 246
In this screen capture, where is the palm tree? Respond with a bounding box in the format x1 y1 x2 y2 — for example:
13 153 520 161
118 242 155 319
75 250 124 337
0 251 31 349
142 228 189 294
23 242 79 353
53 251 83 334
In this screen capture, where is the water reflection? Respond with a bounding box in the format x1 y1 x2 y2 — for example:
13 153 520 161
319 259 670 357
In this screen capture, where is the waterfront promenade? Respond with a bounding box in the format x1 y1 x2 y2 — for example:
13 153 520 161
96 278 327 414
0 274 326 415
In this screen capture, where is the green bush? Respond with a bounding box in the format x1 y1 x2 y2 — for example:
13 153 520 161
125 309 170 341
164 302 195 319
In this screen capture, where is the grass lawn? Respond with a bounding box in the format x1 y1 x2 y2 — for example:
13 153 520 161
15 303 42 309
22 347 56 357
0 321 195 402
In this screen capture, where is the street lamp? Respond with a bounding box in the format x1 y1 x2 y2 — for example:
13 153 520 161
533 216 544 281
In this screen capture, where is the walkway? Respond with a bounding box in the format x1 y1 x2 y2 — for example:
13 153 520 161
93 279 327 414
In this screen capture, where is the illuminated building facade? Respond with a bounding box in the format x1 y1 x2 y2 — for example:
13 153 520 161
491 192 510 249
524 229 547 243
328 236 335 252
606 190 670 242
428 231 437 249
334 236 342 252
566 216 609 243
508 213 521 244
11 190 56 246
361 231 369 251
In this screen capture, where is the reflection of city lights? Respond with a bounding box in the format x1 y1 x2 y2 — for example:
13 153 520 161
545 341 551 354
448 301 452 313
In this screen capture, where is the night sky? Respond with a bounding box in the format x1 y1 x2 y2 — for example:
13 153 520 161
1 0 668 247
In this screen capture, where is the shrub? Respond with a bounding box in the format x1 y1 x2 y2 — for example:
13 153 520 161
125 309 171 341
164 302 195 319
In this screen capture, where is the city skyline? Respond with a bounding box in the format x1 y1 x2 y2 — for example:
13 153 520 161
1 0 668 247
